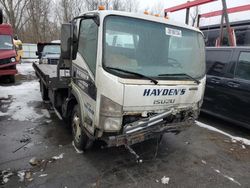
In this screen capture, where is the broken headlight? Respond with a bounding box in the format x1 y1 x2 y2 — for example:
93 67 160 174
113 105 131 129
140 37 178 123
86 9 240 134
99 95 122 132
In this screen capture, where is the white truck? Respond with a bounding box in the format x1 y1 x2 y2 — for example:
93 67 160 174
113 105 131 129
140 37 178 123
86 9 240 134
33 10 206 150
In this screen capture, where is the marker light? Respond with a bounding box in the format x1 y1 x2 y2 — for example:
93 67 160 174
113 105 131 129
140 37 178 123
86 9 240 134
98 5 105 10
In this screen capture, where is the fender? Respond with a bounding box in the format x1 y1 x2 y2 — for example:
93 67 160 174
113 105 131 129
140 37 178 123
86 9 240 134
71 82 95 135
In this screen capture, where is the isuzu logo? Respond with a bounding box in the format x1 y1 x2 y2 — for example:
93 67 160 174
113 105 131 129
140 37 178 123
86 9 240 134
153 99 175 105
143 88 186 96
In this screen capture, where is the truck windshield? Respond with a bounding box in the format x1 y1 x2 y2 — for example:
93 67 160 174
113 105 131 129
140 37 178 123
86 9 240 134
43 45 60 54
0 35 13 50
103 16 205 79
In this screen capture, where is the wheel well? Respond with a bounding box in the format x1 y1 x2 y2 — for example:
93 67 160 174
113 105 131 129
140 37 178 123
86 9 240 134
64 95 78 119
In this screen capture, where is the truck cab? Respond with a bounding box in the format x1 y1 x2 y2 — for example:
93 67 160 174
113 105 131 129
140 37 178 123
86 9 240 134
34 10 206 150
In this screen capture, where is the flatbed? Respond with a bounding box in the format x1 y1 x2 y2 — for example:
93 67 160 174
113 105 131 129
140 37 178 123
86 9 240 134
33 63 70 89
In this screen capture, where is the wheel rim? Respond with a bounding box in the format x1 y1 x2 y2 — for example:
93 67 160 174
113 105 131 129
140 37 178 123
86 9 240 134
72 113 81 142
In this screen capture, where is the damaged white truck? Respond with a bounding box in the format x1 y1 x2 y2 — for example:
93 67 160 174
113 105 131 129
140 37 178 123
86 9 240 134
33 10 206 150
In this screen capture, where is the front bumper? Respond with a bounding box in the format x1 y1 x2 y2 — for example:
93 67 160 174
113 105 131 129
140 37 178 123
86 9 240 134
105 110 194 147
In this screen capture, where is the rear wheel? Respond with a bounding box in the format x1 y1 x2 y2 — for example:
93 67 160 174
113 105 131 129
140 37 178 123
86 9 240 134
71 105 92 150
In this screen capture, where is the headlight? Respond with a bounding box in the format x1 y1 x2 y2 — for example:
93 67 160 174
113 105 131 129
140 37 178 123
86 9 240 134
42 58 48 64
10 57 16 62
100 95 122 131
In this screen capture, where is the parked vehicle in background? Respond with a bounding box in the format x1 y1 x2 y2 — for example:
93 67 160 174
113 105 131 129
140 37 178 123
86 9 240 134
36 42 60 64
202 47 250 128
13 35 23 63
0 9 18 83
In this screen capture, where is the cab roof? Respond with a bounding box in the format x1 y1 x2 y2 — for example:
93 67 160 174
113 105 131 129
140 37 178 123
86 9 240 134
80 10 202 34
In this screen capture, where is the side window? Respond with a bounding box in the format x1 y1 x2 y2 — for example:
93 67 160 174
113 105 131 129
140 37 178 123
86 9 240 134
78 19 98 75
235 52 250 80
206 50 231 76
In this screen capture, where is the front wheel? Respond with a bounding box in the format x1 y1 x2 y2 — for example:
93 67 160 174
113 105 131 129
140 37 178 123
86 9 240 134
71 105 92 150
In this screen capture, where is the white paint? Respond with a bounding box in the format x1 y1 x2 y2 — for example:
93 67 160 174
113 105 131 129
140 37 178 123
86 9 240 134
52 153 64 160
161 176 170 185
72 141 84 154
196 121 250 146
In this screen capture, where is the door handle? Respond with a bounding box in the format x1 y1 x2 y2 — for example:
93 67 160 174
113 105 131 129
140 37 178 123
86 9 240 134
227 81 240 88
210 78 221 84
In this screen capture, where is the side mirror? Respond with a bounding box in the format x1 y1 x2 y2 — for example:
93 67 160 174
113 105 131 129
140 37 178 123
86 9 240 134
61 23 72 60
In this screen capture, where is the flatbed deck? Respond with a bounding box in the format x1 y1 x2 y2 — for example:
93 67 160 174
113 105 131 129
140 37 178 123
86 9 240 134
33 63 70 89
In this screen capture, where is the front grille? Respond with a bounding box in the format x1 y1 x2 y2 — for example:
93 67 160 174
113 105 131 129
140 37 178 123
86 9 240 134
0 58 11 65
48 59 58 65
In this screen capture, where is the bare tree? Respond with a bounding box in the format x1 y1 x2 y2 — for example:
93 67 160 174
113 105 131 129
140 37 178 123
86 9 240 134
190 6 200 27
0 0 30 35
22 0 59 43
123 0 139 12
150 1 164 16
58 0 85 23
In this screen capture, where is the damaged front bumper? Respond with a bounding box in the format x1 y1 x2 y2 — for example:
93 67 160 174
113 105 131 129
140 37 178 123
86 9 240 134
105 109 194 147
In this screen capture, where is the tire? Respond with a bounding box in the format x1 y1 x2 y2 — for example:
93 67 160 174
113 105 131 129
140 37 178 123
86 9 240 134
71 105 92 150
40 82 49 101
9 75 15 83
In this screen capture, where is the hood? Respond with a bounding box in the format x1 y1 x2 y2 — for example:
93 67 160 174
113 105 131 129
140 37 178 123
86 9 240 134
122 78 206 111
0 49 16 60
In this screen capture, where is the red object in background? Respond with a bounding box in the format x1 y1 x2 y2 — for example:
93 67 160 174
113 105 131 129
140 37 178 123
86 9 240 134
200 4 250 18
0 24 13 35
0 23 18 78
164 0 217 13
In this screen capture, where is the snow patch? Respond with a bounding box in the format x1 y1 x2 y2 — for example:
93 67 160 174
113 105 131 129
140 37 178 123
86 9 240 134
17 170 26 182
201 160 207 165
0 81 50 121
52 153 64 160
0 111 8 117
39 174 48 177
196 121 250 146
223 174 241 186
161 176 170 185
17 63 35 76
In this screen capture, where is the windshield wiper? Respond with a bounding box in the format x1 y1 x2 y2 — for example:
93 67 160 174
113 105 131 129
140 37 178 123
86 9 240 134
158 73 200 84
106 67 158 85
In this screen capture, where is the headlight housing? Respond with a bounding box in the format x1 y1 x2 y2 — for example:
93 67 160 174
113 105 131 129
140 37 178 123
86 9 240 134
10 57 16 62
99 95 122 132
